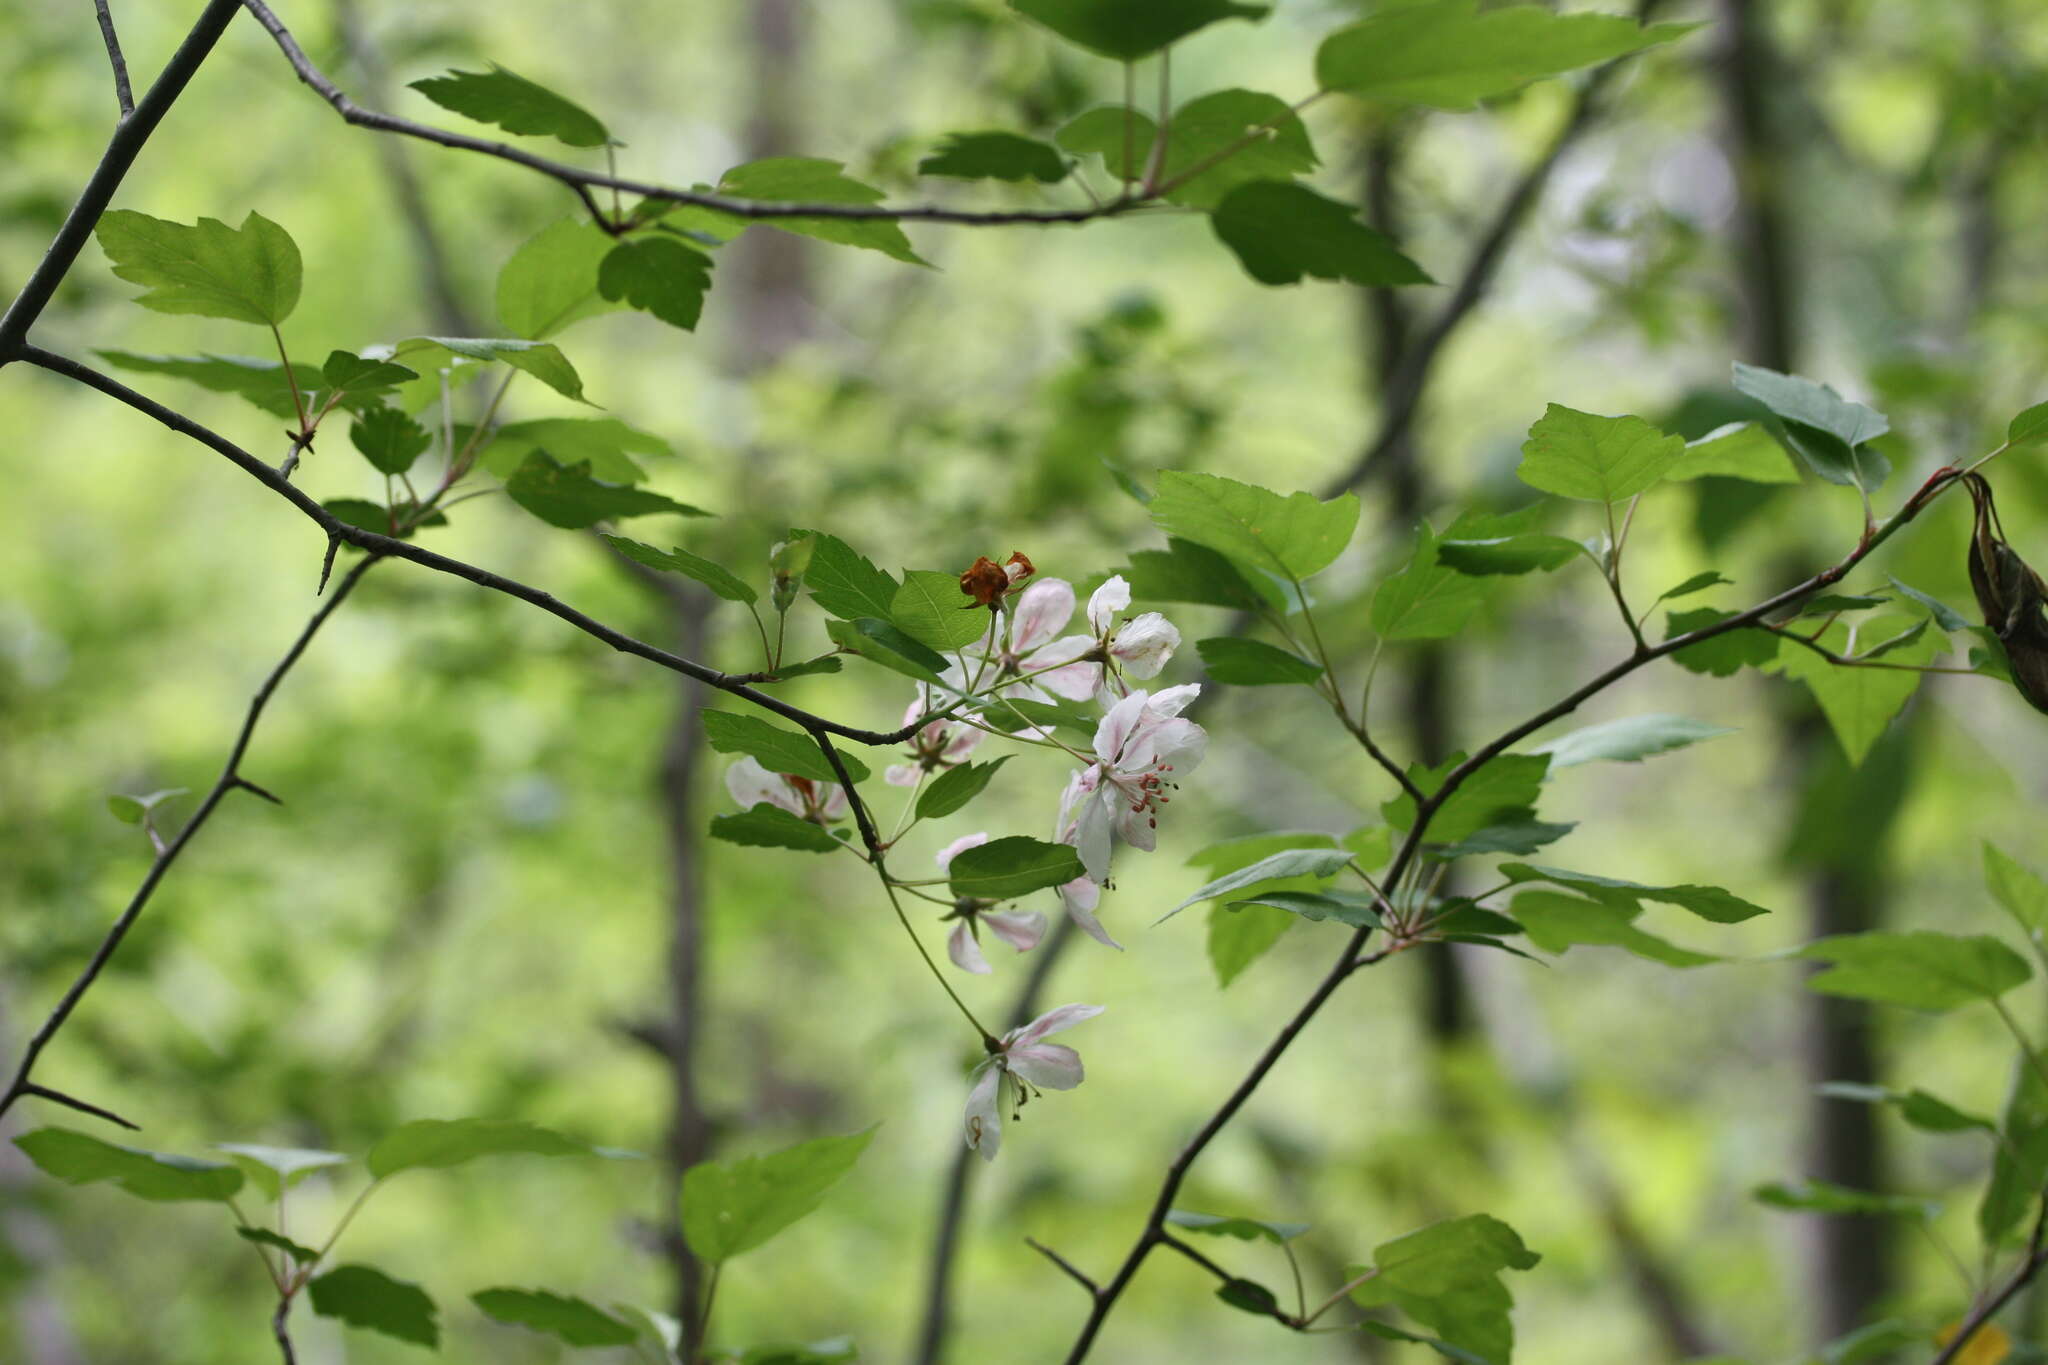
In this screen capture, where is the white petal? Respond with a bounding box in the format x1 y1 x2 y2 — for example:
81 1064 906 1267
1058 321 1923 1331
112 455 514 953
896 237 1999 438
936 831 991 869
1008 1041 1085 1091
1146 683 1202 718
948 921 992 975
1086 575 1131 635
817 784 850 820
1010 579 1076 654
1093 690 1151 764
1060 877 1122 949
1012 1002 1105 1046
885 763 923 787
1074 782 1116 882
984 910 1046 953
725 757 801 815
1112 798 1158 853
1109 613 1179 679
1024 636 1100 702
963 1065 1003 1160
1055 768 1097 842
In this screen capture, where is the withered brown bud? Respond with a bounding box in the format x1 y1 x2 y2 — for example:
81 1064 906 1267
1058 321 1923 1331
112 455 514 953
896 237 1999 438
1964 473 2048 714
959 556 1009 608
1004 551 1036 584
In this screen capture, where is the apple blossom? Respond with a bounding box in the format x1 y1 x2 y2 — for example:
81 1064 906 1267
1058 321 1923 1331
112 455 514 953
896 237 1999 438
1069 685 1207 883
724 755 849 824
962 1003 1104 1161
1033 575 1181 706
934 833 1046 974
885 689 984 787
1053 771 1121 949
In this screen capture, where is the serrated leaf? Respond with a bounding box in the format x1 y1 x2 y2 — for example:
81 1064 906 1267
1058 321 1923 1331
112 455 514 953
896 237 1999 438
472 1288 638 1346
1671 421 1800 483
321 350 419 396
1517 404 1685 503
410 64 608 147
309 1265 440 1348
508 457 706 529
1148 89 1319 210
1008 0 1270 61
702 711 864 783
1533 714 1734 768
237 1226 323 1265
916 757 1009 820
1316 3 1696 109
1801 931 2031 1011
918 131 1067 182
716 158 928 266
1196 636 1323 685
681 1128 875 1264
1227 889 1381 929
598 237 715 332
1211 181 1432 288
602 535 755 603
1383 753 1550 845
1167 1209 1309 1244
1773 619 1938 765
892 570 992 651
349 404 432 475
1123 537 1282 610
1372 525 1494 640
1512 890 1720 967
215 1144 350 1200
1150 470 1360 582
96 210 301 325
711 806 845 853
946 836 1083 901
1665 607 1778 677
13 1128 242 1203
1350 1214 1540 1365
824 617 948 683
1500 862 1767 924
1164 847 1352 921
366 1118 601 1179
794 531 900 621
1732 363 1890 488
497 218 620 339
477 417 670 484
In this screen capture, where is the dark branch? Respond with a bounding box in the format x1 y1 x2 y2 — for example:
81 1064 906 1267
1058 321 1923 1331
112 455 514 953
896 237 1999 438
1156 1232 1236 1287
17 1082 139 1131
1026 1237 1101 1298
93 0 136 118
1930 1198 2048 1365
0 557 379 1125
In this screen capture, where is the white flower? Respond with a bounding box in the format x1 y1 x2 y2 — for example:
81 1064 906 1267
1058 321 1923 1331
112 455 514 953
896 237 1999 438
963 1004 1104 1161
1069 685 1206 883
1054 769 1121 949
724 756 849 823
1034 576 1181 707
935 833 1047 974
885 691 984 787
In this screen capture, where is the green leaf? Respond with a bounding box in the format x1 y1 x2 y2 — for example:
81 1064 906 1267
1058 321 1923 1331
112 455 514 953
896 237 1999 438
1372 526 1493 641
1533 714 1734 768
1208 901 1293 987
1349 1214 1540 1365
1211 181 1432 288
681 1128 876 1264
349 404 432 475
1317 2 1696 109
984 697 1099 743
1196 636 1323 685
946 836 1084 901
96 350 303 417
321 350 419 397
237 1226 323 1265
1888 577 1971 633
477 417 671 484
366 1117 602 1179
892 570 991 651
1149 89 1319 211
824 617 948 683
710 805 845 853
1055 106 1156 181
918 131 1067 182
1801 931 2031 1011
716 158 928 266
1983 1058 2048 1245
1167 1209 1309 1244
214 1143 350 1200
758 655 841 683
96 210 301 325
602 535 756 603
1360 1321 1495 1365
309 1265 440 1348
1124 537 1282 610
917 757 1010 820
1150 470 1360 582
472 1288 638 1347
702 711 864 783
410 64 609 147
1512 891 1720 967
1435 532 1582 576
1227 889 1381 929
1816 1082 1994 1134
2008 400 2048 447
507 456 706 529
1664 607 1778 677
598 237 715 332
1429 819 1575 859
1731 363 1890 488
1670 421 1800 483
1516 404 1685 503
1753 1180 1933 1218
496 218 621 339
1008 0 1270 61
1164 847 1352 921
1985 843 2048 949
1652 571 1732 605
13 1128 242 1203
733 1339 859 1365
1189 831 1339 875
393 335 592 404
1772 619 1938 765
107 787 183 824
1383 753 1550 845
1214 1277 1286 1319
1500 862 1767 924
797 532 902 621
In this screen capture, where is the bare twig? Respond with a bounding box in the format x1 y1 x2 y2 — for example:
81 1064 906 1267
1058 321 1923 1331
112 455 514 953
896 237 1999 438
271 1295 298 1364
1931 1199 2048 1365
1027 1236 1101 1298
16 1082 138 1131
0 557 379 1125
1157 1232 1236 1288
93 0 135 118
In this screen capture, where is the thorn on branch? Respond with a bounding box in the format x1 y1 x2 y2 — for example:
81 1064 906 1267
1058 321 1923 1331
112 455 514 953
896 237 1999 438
1026 1236 1101 1298
317 534 341 595
19 1081 141 1131
232 776 285 805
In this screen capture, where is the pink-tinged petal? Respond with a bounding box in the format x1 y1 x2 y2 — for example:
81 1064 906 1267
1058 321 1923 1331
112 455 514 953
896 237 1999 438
725 757 801 815
1093 690 1151 764
1007 1041 1085 1091
1123 715 1208 776
963 1065 1003 1160
817 784 850 821
1086 575 1131 635
940 724 984 764
948 921 992 975
936 831 991 870
984 909 1047 953
885 763 923 787
1010 579 1076 654
1012 1002 1105 1046
1074 783 1116 882
901 696 928 729
1111 798 1159 853
1109 613 1180 678
1060 877 1122 949
1055 768 1097 840
1024 635 1100 701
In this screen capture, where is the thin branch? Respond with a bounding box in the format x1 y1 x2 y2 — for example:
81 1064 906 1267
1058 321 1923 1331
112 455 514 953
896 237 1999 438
1027 1237 1101 1298
0 556 379 1124
271 1295 298 1365
93 0 136 118
13 346 931 750
1156 1232 1236 1287
16 1082 139 1131
1931 1199 2048 1365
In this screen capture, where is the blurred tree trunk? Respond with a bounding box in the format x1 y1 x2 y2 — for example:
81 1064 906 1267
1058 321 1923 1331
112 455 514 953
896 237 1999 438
1712 0 1891 1341
0 1003 85 1365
